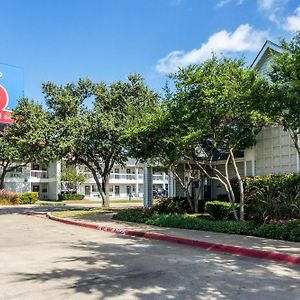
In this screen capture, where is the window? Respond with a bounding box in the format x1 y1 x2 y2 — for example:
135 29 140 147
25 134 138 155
126 186 131 195
92 185 97 193
115 186 120 196
115 168 119 179
15 166 23 173
246 160 253 176
32 164 39 170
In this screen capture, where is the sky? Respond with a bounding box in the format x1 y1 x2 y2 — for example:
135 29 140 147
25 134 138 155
1 0 300 104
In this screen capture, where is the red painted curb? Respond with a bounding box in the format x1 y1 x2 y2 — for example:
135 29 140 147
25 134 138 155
46 213 300 267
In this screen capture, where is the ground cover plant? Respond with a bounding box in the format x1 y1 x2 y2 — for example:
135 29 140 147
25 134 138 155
112 208 300 242
58 193 85 201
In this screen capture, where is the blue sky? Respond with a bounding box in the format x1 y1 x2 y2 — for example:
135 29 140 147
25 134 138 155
1 0 300 104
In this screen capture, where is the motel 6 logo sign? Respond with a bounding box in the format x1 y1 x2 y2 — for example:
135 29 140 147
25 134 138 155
0 64 24 125
0 84 12 124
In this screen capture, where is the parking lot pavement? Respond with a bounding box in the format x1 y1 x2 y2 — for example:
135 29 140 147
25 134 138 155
0 213 299 300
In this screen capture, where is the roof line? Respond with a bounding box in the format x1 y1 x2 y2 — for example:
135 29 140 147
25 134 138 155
250 40 281 68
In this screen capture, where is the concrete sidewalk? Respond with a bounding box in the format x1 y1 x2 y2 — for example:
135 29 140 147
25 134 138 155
47 212 300 261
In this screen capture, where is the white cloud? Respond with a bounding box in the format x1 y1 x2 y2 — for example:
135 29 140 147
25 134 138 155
257 0 289 25
257 0 276 11
155 24 269 74
217 0 244 8
283 6 300 32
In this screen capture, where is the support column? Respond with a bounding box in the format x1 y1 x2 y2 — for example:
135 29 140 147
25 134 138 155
162 172 166 190
143 164 153 208
168 171 174 198
135 166 139 197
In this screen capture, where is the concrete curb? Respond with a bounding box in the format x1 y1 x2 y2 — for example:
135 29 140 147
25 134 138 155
46 213 300 267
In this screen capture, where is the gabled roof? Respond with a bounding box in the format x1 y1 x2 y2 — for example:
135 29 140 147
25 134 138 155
251 40 282 69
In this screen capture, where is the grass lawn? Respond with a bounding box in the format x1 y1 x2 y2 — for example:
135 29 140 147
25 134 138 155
52 209 112 218
38 199 143 206
110 200 143 203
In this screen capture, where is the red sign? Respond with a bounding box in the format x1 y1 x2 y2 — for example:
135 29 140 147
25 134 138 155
0 85 12 124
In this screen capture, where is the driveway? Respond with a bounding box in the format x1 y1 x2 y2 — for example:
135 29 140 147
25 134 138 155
0 209 299 299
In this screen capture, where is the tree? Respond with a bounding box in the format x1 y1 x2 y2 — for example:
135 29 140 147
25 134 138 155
127 57 267 220
0 136 22 189
60 166 86 193
260 32 300 157
42 75 158 207
0 98 53 189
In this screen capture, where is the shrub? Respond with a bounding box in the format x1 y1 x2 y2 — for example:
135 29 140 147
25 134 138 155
112 208 154 223
58 193 85 201
0 189 20 205
151 197 192 214
205 201 238 220
19 192 39 204
151 197 208 214
231 173 300 222
113 209 300 242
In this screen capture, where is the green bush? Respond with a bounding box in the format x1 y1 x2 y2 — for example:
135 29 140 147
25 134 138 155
58 193 85 201
205 201 238 220
19 192 39 204
112 208 154 223
151 197 207 214
231 173 300 222
113 209 300 242
152 197 192 214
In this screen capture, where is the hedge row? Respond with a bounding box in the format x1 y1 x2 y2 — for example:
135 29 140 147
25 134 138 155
113 209 300 242
58 193 85 201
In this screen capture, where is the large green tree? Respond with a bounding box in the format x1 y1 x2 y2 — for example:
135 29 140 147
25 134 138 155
260 32 300 156
0 98 53 189
128 57 267 220
43 75 158 207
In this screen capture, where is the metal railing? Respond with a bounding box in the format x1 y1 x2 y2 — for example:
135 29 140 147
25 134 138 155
30 170 48 178
83 172 168 182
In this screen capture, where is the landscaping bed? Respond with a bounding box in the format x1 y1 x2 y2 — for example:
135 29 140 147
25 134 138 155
112 209 300 242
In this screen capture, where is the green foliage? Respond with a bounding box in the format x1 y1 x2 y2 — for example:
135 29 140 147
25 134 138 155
19 192 39 204
255 32 300 156
239 173 300 223
42 75 158 206
0 191 39 205
60 166 86 193
151 197 207 214
112 208 154 223
113 209 300 242
58 193 85 201
205 201 238 220
151 197 192 214
126 57 268 216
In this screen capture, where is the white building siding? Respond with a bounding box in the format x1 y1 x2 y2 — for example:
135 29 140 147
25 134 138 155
255 126 298 175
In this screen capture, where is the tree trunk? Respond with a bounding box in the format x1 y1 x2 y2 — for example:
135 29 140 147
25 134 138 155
288 129 300 168
229 148 244 221
101 174 110 208
0 171 6 189
90 168 106 204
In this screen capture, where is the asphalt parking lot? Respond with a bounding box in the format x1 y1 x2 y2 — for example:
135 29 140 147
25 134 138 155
0 208 299 300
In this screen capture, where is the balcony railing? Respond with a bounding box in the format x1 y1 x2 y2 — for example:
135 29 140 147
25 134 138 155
83 172 168 182
30 170 48 178
110 173 136 180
